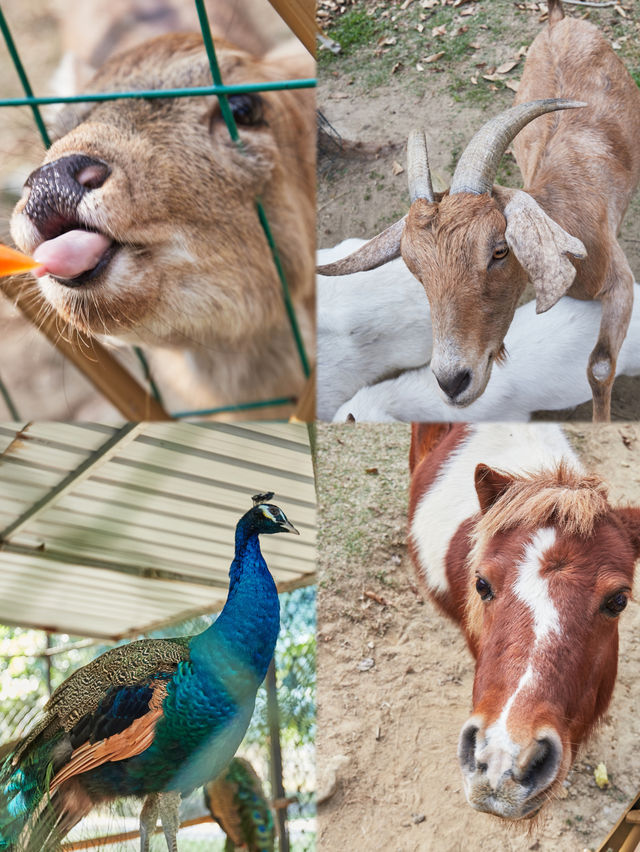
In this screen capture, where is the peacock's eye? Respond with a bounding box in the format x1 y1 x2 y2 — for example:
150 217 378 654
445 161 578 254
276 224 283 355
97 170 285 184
475 576 494 601
602 591 628 617
492 244 509 261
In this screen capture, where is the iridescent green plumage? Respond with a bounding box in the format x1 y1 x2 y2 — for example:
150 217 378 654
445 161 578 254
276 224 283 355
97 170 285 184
204 758 275 852
0 498 298 852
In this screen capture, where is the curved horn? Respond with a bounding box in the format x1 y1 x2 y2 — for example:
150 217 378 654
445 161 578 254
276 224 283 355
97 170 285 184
449 99 586 196
407 129 434 203
316 217 406 276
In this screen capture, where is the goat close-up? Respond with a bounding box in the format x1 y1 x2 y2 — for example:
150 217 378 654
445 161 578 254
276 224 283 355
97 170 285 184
318 0 640 423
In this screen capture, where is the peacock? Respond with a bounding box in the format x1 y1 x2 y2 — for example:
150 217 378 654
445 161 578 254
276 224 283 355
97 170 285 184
0 493 298 852
203 757 275 851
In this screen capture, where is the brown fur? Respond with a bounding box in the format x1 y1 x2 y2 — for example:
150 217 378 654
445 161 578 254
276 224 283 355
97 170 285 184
401 194 524 402
408 422 453 473
408 425 640 818
512 8 640 420
11 21 315 413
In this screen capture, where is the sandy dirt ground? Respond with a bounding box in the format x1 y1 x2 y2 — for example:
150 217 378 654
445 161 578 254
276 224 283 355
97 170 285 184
317 0 640 421
315 422 640 852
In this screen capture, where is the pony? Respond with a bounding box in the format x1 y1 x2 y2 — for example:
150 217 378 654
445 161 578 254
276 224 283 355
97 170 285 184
408 423 640 819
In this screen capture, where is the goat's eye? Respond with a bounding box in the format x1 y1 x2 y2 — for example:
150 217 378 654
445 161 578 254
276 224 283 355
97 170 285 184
476 577 493 601
603 591 628 616
492 245 509 261
228 93 264 126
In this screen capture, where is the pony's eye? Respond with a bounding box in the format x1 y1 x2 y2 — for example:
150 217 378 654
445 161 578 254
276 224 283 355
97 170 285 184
492 245 509 261
603 592 628 616
475 577 493 601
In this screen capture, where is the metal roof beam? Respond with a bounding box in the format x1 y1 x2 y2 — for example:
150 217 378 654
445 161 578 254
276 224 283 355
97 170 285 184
0 422 145 541
0 541 232 589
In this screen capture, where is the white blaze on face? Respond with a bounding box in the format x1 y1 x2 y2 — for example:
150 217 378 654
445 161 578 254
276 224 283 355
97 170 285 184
479 527 561 773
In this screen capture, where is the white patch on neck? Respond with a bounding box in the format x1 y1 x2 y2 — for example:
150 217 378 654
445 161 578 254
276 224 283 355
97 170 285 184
410 424 580 595
482 527 561 762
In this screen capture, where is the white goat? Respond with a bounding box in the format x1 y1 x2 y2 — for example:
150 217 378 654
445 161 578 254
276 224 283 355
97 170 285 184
331 283 640 423
317 239 430 420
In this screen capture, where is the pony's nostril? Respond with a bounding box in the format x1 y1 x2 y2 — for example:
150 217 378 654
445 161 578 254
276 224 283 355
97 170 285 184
75 163 110 191
517 737 561 793
458 723 478 773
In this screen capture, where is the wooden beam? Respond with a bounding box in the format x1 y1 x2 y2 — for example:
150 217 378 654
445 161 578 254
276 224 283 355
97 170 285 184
61 815 217 850
267 0 317 56
1 277 170 421
291 368 315 423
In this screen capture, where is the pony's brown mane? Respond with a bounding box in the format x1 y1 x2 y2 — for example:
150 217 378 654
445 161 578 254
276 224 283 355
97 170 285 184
465 462 610 640
476 462 609 543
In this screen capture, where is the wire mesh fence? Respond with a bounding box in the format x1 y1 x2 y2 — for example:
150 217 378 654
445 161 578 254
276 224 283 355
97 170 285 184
0 0 315 420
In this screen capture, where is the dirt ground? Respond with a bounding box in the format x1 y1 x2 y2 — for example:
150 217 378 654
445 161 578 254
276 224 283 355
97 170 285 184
317 0 640 421
315 422 640 852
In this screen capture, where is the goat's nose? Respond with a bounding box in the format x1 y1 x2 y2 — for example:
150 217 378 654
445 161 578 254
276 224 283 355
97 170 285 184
24 155 110 240
435 368 471 399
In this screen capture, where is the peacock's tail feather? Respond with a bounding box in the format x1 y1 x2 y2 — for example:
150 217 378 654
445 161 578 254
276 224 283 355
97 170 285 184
0 734 91 852
205 757 275 852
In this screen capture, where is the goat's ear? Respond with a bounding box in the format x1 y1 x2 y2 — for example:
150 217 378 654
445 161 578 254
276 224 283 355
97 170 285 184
474 464 514 514
496 189 587 314
615 506 640 559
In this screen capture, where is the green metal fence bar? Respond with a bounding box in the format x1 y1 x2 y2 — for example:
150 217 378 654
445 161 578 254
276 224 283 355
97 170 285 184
194 0 312 380
0 374 20 420
0 78 315 109
0 7 50 147
0 1 315 416
195 0 241 143
257 201 311 377
133 348 165 408
174 396 296 419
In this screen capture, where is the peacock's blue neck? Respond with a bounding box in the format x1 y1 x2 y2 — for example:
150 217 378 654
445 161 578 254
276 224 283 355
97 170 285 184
191 521 280 683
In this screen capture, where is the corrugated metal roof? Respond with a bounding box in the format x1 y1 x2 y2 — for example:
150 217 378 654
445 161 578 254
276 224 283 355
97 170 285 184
0 422 316 639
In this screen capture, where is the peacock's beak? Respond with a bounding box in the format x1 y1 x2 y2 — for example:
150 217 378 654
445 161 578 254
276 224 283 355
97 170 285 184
280 519 300 535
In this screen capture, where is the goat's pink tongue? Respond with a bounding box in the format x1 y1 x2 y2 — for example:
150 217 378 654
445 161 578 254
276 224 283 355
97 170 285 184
33 230 112 279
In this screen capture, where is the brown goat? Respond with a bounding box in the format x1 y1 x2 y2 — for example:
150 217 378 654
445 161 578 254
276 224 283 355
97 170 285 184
318 0 640 422
10 4 315 414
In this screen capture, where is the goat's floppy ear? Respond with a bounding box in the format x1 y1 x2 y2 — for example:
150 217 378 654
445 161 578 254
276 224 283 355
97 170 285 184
316 217 406 276
498 189 587 314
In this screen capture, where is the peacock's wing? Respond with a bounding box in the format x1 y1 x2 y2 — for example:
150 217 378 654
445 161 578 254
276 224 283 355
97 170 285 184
0 638 191 851
13 637 191 762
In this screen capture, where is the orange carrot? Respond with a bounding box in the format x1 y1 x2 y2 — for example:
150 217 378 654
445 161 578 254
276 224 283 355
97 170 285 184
0 243 41 276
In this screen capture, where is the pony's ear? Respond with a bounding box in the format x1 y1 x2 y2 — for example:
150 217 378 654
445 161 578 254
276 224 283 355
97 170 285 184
615 506 640 558
474 464 514 514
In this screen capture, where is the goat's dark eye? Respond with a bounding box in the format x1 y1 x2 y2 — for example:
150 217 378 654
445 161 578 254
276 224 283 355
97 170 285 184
603 591 628 616
228 93 264 126
476 577 493 601
492 245 509 261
